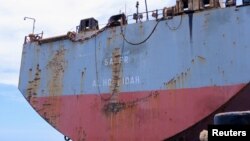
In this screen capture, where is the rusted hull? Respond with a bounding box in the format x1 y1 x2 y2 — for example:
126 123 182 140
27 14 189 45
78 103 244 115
29 84 245 141
19 5 250 141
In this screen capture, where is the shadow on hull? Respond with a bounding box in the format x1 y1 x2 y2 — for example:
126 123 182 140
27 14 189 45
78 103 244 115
165 82 250 141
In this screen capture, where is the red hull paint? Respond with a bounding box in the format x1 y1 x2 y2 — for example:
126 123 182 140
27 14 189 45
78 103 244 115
31 84 245 141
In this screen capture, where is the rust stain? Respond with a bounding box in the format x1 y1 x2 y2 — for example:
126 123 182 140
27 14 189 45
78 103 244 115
27 64 41 107
109 113 115 141
197 55 206 63
217 66 225 77
165 68 191 89
103 102 126 115
40 97 62 127
80 68 86 94
74 126 87 141
47 48 67 96
107 37 112 48
105 91 160 140
107 28 117 48
40 48 67 127
191 59 195 64
165 78 176 89
110 48 122 102
103 91 159 116
124 91 160 108
191 56 206 65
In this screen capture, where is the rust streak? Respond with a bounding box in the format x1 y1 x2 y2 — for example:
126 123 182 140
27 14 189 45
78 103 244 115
75 127 87 141
26 64 41 107
197 55 206 63
165 78 176 89
41 48 67 127
47 48 67 96
165 68 191 89
80 68 86 94
103 91 159 116
107 37 112 48
110 48 122 102
40 97 62 127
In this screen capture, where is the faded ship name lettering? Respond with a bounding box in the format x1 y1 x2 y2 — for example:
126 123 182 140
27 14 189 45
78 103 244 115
104 56 129 66
92 76 140 87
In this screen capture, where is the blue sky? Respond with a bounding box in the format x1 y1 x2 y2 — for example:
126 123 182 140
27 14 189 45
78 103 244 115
0 84 63 141
0 0 174 140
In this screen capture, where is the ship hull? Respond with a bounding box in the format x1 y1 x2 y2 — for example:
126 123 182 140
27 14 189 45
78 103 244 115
30 84 246 141
19 5 250 141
